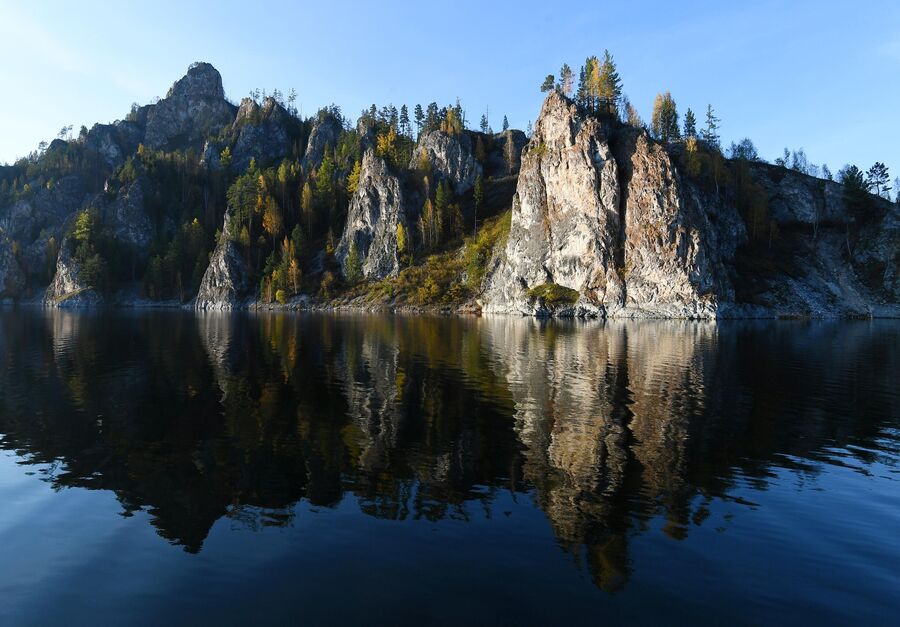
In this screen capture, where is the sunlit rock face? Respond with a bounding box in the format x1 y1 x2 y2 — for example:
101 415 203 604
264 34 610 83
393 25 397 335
143 62 235 151
302 112 343 172
483 92 741 318
195 213 251 311
409 130 482 196
336 148 408 280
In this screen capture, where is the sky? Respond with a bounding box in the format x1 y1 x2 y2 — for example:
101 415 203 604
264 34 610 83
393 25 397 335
1 0 898 180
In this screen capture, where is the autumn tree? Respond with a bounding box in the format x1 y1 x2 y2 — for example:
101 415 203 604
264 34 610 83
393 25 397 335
651 92 680 142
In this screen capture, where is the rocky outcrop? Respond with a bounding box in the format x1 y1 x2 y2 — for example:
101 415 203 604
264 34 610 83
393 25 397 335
485 130 528 177
336 149 407 280
483 91 898 319
43 237 102 307
195 214 251 310
410 130 481 195
230 97 293 171
143 62 235 151
84 122 144 169
302 112 343 172
483 92 628 316
0 237 25 298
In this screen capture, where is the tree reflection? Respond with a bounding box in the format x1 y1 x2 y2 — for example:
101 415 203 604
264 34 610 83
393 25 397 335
0 309 896 591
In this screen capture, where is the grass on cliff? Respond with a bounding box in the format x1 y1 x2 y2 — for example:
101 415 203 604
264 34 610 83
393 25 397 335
526 283 580 307
358 209 512 308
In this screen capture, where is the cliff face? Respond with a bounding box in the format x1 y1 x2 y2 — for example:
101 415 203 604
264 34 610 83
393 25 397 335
336 149 407 280
195 214 251 311
229 97 293 172
484 92 898 318
143 62 235 151
302 113 343 172
0 237 25 299
410 130 481 195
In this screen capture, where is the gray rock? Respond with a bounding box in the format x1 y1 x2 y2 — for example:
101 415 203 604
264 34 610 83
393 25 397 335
195 214 251 310
43 237 101 307
230 97 292 172
409 130 481 196
336 148 407 280
486 130 528 177
302 112 343 172
0 237 25 298
143 62 235 151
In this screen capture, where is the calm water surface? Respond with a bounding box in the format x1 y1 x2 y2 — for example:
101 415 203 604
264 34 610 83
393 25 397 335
0 309 898 626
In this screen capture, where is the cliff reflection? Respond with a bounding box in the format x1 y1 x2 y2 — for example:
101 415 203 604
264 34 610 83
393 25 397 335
0 310 896 591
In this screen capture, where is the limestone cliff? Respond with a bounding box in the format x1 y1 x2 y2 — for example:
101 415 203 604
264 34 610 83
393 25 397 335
336 148 407 280
409 130 481 195
302 112 343 172
484 91 898 318
143 62 235 151
195 214 251 311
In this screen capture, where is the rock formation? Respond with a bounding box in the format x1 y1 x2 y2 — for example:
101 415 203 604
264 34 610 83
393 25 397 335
302 112 343 172
143 62 235 151
195 214 251 311
230 97 293 172
0 237 25 299
409 130 481 195
336 148 407 280
483 91 898 318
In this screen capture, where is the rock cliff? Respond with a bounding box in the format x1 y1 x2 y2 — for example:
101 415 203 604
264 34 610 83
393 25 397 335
483 91 898 318
229 97 293 172
302 112 343 172
410 130 481 195
195 213 251 311
143 62 235 151
336 149 407 280
0 237 25 299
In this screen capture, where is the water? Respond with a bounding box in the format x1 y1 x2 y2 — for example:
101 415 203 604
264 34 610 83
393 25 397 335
0 309 897 626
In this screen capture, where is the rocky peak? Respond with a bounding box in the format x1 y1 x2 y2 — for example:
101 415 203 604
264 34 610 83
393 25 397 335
302 112 343 172
483 91 740 318
143 62 235 151
409 130 481 196
336 148 407 280
166 61 225 101
230 97 293 172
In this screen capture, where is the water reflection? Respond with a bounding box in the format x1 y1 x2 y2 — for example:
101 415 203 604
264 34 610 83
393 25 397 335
0 310 897 592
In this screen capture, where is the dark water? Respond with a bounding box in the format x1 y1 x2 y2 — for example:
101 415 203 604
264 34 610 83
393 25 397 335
0 310 897 626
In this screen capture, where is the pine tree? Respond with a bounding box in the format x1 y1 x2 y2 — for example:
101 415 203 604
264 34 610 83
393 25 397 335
540 74 555 93
344 241 362 283
480 112 490 134
502 115 509 132
598 50 622 115
866 162 891 198
558 63 574 96
399 105 411 137
414 104 424 138
651 92 680 142
701 104 720 149
683 108 697 138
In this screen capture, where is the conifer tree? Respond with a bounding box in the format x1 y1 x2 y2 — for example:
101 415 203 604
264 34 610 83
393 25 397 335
399 105 411 137
541 74 556 93
414 104 424 138
480 112 490 134
502 115 509 132
651 92 680 142
598 50 622 115
866 162 891 198
701 104 720 149
683 108 697 138
558 64 574 96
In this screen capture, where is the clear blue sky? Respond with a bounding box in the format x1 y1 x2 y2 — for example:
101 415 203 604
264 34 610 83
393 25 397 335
1 0 897 178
